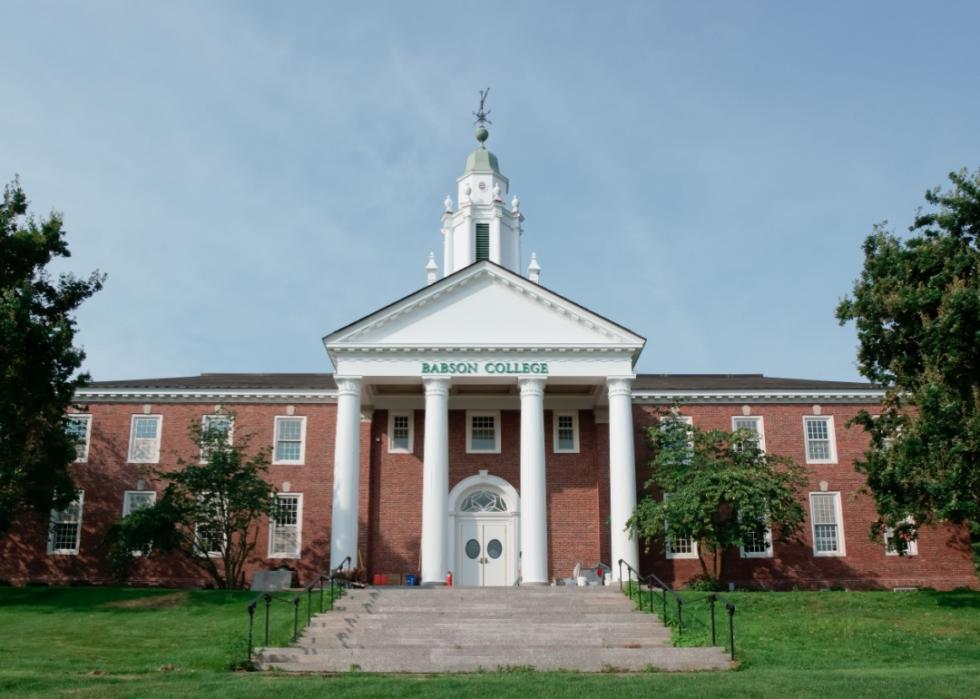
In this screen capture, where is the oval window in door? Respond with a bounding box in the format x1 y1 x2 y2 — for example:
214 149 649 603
487 539 502 559
465 539 481 559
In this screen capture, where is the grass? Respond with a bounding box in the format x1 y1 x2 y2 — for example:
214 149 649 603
1 585 979 697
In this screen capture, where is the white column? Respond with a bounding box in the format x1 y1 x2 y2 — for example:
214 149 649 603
330 377 361 570
420 377 450 585
519 377 548 585
608 377 639 579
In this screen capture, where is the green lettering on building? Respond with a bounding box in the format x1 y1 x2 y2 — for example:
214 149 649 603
420 361 549 375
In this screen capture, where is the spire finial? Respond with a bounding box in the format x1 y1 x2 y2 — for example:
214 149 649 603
473 87 491 147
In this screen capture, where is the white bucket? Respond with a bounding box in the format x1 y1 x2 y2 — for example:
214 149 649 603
576 576 588 587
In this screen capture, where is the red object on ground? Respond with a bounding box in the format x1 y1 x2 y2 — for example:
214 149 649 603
447 571 453 587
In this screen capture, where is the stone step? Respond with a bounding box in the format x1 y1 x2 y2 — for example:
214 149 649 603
257 645 731 673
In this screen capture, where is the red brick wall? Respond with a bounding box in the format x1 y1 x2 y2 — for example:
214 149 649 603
635 403 977 590
0 401 338 587
1 399 975 591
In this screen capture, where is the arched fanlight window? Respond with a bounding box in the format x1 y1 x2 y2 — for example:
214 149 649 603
459 489 508 513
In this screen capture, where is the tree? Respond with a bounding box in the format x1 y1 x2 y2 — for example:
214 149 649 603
0 177 104 533
836 168 980 544
107 415 277 589
629 414 808 588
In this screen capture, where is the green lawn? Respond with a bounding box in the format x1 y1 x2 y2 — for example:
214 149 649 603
1 585 978 697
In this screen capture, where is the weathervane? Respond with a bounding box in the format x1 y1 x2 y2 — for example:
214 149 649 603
473 88 492 127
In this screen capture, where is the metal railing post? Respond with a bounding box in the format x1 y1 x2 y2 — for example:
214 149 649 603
247 602 255 661
647 581 653 614
728 605 736 661
676 597 683 637
292 596 300 641
662 588 667 624
618 560 623 592
709 594 717 646
319 576 325 613
263 593 271 646
307 587 312 625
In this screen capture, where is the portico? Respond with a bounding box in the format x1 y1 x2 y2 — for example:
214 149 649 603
324 125 644 584
324 265 645 584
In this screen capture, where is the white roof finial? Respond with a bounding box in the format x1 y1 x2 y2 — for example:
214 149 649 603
511 195 520 212
527 252 541 284
426 252 438 285
444 195 453 212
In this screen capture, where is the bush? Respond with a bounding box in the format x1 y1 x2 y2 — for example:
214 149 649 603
686 574 722 592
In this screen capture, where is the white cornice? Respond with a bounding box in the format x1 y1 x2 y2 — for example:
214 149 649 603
75 388 338 404
631 390 885 405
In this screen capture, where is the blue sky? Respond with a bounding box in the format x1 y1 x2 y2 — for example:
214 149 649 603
3 1 978 381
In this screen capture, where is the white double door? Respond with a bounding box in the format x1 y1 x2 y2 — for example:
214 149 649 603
456 517 510 587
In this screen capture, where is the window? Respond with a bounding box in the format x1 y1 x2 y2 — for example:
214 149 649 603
128 415 162 463
466 411 500 453
553 412 579 453
459 489 508 513
269 493 302 558
123 490 156 516
804 416 837 464
195 496 224 557
475 222 490 261
809 492 845 556
48 492 83 555
659 415 694 463
663 493 698 560
273 416 306 464
123 490 157 556
731 416 765 453
388 412 414 453
739 518 773 558
66 414 92 462
200 414 234 462
884 519 918 556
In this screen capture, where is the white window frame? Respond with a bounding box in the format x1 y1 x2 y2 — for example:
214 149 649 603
387 411 414 454
268 493 303 559
552 411 580 454
809 491 846 557
272 416 307 465
200 414 234 463
803 416 838 464
128 415 163 464
122 490 157 556
66 414 93 463
194 494 225 558
466 410 501 454
884 518 918 556
731 415 766 453
663 492 698 560
739 519 773 559
48 491 84 555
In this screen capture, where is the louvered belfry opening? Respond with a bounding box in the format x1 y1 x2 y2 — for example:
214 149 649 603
475 222 490 261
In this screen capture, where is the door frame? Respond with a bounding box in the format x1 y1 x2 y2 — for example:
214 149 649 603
448 470 520 586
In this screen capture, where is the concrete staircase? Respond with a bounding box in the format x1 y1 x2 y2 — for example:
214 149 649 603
256 586 732 673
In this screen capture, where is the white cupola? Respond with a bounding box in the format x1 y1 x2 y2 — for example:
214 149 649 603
440 116 524 277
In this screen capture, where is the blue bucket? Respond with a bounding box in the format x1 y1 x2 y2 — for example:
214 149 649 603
406 574 417 586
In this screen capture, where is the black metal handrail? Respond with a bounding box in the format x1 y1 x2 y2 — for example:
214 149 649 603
245 555 352 663
617 559 736 661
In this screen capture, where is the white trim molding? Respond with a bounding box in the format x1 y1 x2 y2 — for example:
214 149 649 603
809 491 846 557
552 410 580 453
272 415 307 465
466 410 501 454
633 389 885 405
388 411 414 454
803 416 838 464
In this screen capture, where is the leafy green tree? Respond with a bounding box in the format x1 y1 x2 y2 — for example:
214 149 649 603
836 168 980 545
0 177 104 533
629 414 808 587
107 415 277 589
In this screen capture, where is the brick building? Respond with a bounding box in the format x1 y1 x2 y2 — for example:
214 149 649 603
1 127 975 591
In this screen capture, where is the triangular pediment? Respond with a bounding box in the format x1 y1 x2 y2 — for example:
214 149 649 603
324 262 644 355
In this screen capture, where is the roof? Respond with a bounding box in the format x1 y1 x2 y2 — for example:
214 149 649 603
84 372 876 392
86 373 337 390
464 146 500 174
632 374 878 392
